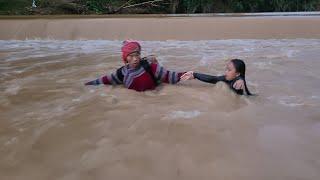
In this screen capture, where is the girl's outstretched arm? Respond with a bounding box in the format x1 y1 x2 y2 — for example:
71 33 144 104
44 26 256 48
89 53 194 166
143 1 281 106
193 72 226 84
181 71 245 95
181 71 225 84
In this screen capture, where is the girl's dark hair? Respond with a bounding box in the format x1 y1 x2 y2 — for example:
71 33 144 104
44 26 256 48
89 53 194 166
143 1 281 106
230 59 253 96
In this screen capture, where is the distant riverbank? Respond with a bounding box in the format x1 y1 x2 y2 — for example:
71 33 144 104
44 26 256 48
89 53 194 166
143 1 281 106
1 13 320 40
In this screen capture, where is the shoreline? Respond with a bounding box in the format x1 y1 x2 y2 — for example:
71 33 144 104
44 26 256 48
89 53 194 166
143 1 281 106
1 11 320 19
1 14 320 40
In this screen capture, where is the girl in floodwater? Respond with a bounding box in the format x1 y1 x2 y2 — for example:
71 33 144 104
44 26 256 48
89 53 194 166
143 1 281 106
85 40 186 91
181 59 253 96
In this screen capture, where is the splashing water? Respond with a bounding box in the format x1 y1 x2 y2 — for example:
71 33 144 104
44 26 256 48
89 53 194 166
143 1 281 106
1 39 320 180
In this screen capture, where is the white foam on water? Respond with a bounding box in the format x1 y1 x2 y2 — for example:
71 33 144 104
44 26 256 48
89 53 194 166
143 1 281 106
164 110 201 119
279 101 304 107
56 79 68 83
279 96 307 107
285 49 299 58
268 95 306 107
72 98 81 102
0 40 122 61
311 96 320 100
1 39 320 63
4 83 21 95
252 61 273 70
4 137 18 146
199 56 210 66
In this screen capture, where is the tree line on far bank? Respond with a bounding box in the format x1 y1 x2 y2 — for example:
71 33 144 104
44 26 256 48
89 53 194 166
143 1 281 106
1 0 319 15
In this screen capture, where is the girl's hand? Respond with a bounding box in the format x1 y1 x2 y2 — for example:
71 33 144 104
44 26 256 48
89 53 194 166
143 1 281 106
181 71 194 81
233 79 244 90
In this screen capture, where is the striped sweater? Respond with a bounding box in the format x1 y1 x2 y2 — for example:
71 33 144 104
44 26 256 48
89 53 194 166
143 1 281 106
87 59 185 92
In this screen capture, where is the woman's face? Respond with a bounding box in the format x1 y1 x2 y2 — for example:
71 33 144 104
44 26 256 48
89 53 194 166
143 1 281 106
126 52 141 68
225 61 240 81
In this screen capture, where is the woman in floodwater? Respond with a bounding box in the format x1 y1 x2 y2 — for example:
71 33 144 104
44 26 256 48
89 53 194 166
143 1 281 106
181 59 253 95
84 40 187 91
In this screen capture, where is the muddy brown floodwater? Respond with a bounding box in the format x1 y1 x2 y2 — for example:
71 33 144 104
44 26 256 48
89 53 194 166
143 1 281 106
0 16 320 180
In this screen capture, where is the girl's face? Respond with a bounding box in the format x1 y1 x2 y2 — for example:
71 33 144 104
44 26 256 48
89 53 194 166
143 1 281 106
225 61 240 81
126 52 141 68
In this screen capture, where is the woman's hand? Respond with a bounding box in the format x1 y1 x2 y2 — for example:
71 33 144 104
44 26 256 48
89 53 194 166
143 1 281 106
84 80 99 86
148 55 158 64
233 79 244 90
181 71 194 81
85 81 94 85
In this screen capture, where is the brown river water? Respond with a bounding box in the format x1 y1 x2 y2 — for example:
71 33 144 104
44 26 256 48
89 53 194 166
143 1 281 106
1 39 320 179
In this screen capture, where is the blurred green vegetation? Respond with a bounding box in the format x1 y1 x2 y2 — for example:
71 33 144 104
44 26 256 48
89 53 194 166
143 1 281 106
0 0 319 15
